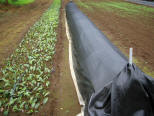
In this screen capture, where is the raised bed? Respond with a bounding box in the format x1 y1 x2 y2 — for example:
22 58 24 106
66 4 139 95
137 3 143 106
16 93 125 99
66 2 154 116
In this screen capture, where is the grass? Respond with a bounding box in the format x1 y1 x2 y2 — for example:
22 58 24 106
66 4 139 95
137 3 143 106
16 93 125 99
0 0 35 5
0 0 61 115
77 0 154 18
133 58 154 77
118 46 154 77
76 0 93 11
8 0 35 5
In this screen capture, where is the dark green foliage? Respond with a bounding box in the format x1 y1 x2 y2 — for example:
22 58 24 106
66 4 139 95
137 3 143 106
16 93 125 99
0 0 6 3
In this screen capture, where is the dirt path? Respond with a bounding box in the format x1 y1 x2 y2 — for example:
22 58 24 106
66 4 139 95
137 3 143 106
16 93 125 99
52 1 81 115
52 31 80 116
75 0 154 76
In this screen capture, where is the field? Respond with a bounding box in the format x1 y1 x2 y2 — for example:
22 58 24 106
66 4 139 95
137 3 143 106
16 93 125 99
0 0 61 115
76 0 154 76
0 0 154 115
0 0 80 115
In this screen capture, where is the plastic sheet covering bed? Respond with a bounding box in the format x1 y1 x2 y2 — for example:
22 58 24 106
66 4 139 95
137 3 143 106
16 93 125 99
65 2 154 116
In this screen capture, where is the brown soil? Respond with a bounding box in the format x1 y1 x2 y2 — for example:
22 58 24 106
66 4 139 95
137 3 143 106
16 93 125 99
52 0 80 115
75 0 154 76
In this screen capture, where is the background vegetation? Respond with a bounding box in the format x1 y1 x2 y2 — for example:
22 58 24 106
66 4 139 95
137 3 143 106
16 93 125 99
77 1 154 19
0 0 35 5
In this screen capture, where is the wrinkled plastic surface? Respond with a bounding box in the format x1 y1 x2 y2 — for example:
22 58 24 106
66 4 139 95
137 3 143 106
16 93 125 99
88 64 154 116
66 2 154 116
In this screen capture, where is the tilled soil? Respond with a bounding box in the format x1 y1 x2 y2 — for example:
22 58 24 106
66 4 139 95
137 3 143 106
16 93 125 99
52 0 80 115
51 1 81 115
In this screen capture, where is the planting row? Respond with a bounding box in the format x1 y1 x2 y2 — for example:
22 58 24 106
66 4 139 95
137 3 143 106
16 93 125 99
0 0 61 115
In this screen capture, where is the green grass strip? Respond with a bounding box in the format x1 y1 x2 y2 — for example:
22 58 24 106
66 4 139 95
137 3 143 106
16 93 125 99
76 0 93 10
8 0 35 5
77 1 154 18
94 1 154 14
0 0 61 115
